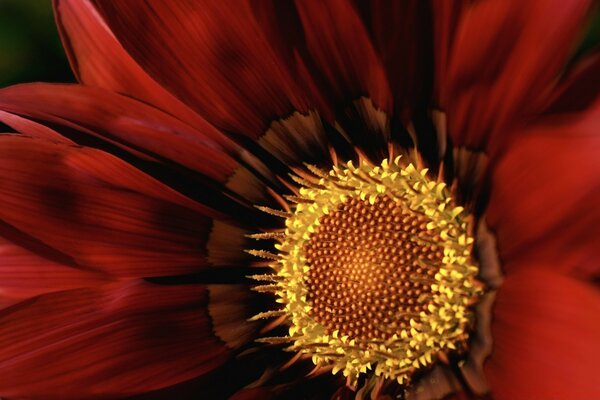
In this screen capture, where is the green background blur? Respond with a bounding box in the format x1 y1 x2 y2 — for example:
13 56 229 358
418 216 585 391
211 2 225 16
0 0 73 87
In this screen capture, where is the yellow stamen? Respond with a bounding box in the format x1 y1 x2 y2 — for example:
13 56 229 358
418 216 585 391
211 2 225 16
250 156 482 386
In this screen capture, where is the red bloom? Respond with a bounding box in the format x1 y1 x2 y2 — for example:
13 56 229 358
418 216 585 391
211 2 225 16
0 0 598 399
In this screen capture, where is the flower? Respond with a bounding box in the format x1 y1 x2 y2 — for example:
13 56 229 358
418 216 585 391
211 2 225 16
0 0 598 399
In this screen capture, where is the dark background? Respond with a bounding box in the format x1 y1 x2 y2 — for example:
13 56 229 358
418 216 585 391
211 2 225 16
0 0 73 87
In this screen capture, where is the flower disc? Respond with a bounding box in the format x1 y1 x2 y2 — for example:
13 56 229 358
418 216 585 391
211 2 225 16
253 156 482 385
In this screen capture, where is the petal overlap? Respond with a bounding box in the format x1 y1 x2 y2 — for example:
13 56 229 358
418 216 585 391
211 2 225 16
0 136 215 277
0 281 231 399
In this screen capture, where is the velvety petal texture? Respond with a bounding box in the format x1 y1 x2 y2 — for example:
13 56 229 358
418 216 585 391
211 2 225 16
431 0 469 108
365 0 433 118
0 0 597 398
0 109 72 143
0 235 109 300
0 136 215 277
486 267 600 399
487 104 600 278
92 0 308 138
53 0 215 131
0 84 239 183
0 281 230 399
445 0 594 150
294 0 391 114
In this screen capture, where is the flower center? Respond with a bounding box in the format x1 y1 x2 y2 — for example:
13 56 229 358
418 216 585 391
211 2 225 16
304 195 441 343
250 156 482 385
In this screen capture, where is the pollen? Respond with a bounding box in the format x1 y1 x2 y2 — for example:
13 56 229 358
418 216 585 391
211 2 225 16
249 156 482 386
304 195 440 343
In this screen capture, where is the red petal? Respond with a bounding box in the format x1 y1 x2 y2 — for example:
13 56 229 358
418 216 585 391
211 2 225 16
544 53 600 115
486 107 600 278
446 0 594 150
0 136 216 277
0 281 231 398
295 0 391 114
485 267 600 399
431 0 469 108
367 1 433 118
53 0 216 133
93 0 307 138
0 235 110 299
0 83 239 183
0 110 72 143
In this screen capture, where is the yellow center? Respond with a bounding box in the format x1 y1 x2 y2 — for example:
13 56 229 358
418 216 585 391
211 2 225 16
250 156 482 385
304 195 442 343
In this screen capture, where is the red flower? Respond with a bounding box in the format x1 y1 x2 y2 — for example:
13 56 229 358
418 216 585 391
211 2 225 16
0 1 598 399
